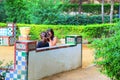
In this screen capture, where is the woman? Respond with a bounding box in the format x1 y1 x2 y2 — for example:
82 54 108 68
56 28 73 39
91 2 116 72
46 28 57 46
36 31 49 48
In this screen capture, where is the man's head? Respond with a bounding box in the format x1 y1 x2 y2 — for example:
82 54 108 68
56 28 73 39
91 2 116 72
40 32 47 42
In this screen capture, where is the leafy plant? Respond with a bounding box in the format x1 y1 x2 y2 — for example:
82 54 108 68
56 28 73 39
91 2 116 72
0 60 13 80
0 22 115 40
92 22 120 80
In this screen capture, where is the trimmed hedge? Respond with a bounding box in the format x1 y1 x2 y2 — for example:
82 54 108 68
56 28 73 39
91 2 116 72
55 14 119 25
0 23 115 40
62 3 119 14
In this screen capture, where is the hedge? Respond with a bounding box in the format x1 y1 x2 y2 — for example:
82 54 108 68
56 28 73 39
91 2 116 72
62 3 119 14
0 23 116 40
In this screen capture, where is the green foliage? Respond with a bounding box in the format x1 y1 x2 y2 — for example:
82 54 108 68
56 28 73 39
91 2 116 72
0 1 119 24
0 60 13 80
62 3 119 14
31 0 67 24
4 0 32 23
0 0 6 22
55 14 113 25
13 23 115 40
0 22 115 40
92 22 120 80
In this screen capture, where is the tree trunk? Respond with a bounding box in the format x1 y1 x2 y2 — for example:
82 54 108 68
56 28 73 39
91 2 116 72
110 0 114 23
78 0 82 14
101 0 104 23
119 0 120 18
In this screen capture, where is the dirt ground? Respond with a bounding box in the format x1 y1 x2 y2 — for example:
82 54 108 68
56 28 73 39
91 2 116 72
0 46 14 66
0 44 110 80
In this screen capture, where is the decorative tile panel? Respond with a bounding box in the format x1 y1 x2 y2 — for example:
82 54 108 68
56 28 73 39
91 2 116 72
0 37 3 45
16 41 36 52
77 37 82 44
0 28 8 36
0 36 15 46
65 35 82 45
16 43 26 50
5 51 28 80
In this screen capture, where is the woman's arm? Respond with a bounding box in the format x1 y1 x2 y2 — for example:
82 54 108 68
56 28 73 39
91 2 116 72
49 37 57 46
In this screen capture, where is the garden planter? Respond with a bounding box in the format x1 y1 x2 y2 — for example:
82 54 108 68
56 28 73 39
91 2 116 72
19 27 30 36
19 27 31 40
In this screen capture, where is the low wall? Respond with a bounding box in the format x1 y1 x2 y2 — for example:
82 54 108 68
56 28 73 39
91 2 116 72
0 23 16 46
0 35 82 80
28 44 82 80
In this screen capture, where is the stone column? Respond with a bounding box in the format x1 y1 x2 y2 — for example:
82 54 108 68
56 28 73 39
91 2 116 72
65 35 82 45
5 40 36 80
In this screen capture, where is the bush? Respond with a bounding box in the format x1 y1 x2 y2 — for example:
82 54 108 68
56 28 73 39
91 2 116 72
0 22 115 40
0 0 6 22
55 14 118 25
62 3 119 15
92 22 120 80
18 23 115 40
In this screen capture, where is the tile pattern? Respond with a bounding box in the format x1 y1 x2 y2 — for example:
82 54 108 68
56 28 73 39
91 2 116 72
7 27 13 36
16 43 26 50
5 51 28 80
2 37 9 45
0 23 16 46
65 35 82 45
0 37 3 45
0 37 15 46
0 28 8 36
10 37 15 45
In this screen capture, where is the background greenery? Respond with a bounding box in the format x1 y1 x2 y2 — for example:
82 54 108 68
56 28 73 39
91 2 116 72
0 0 120 25
0 22 115 40
92 22 120 80
0 0 120 79
62 3 119 14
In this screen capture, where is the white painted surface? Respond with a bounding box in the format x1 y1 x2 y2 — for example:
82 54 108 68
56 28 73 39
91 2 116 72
28 44 82 80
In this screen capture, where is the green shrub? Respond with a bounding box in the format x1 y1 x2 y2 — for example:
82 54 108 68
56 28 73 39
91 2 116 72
92 22 120 80
62 3 119 15
18 23 115 40
0 0 6 22
55 14 118 25
0 60 13 80
0 22 115 40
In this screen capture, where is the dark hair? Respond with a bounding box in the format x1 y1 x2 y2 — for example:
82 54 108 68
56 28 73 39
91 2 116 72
47 28 54 40
40 31 47 39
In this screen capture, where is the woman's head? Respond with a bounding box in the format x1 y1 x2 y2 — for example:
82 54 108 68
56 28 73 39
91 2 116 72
47 28 54 39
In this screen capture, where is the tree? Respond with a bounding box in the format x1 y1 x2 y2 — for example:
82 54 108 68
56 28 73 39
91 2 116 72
101 0 104 23
110 0 114 23
0 0 6 22
78 0 82 14
32 0 67 24
119 1 120 18
4 0 33 23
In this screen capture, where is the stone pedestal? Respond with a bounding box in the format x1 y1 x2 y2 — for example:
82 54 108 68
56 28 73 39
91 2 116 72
18 35 30 40
19 27 31 40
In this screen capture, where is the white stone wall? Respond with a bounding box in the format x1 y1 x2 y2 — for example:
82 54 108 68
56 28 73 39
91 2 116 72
28 44 82 80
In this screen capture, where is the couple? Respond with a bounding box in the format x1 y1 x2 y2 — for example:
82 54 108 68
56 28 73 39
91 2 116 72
36 28 57 48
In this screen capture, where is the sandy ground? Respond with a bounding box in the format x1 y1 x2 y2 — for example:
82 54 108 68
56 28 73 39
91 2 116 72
0 44 110 80
0 46 14 66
